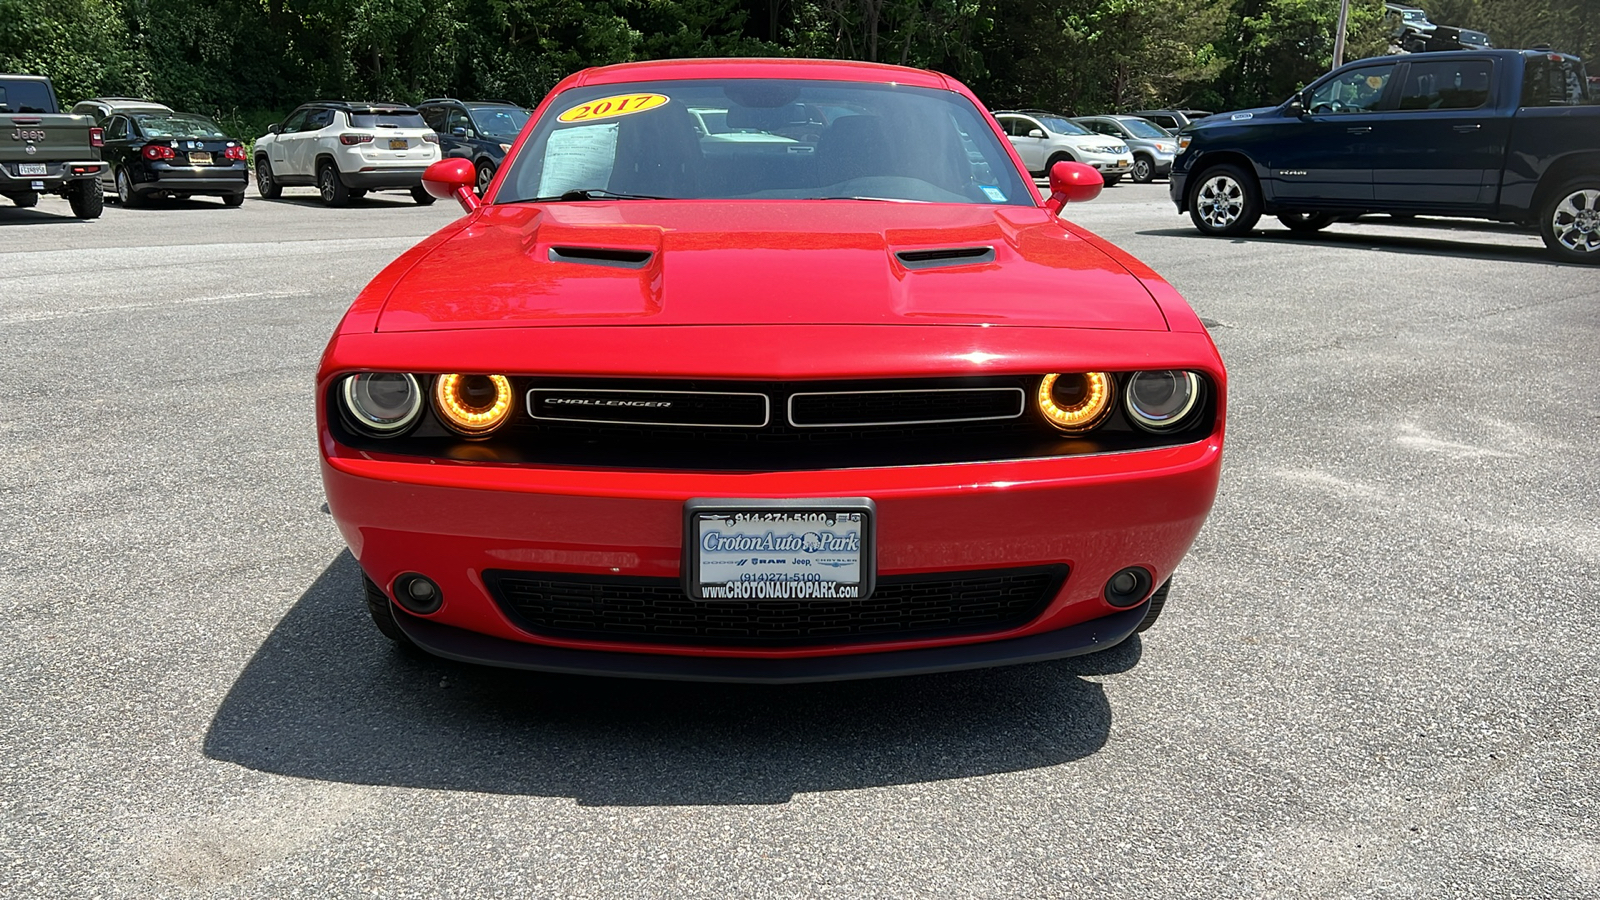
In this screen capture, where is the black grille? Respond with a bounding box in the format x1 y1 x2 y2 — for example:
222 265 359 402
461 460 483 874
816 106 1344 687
484 565 1067 647
789 387 1024 427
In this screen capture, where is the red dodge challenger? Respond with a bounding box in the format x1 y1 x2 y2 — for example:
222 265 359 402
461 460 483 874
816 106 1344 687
318 58 1226 682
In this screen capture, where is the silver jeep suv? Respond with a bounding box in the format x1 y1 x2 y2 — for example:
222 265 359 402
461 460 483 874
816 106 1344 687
992 110 1134 184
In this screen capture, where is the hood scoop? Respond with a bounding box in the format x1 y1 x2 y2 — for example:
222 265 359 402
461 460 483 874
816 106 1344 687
548 246 654 270
895 246 996 270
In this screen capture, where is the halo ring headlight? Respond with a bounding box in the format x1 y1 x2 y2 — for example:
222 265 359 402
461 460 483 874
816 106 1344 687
341 372 423 435
1125 370 1201 432
433 374 513 436
1037 372 1113 434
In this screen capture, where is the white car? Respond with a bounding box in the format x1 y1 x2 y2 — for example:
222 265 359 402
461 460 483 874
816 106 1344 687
992 110 1135 185
254 101 441 206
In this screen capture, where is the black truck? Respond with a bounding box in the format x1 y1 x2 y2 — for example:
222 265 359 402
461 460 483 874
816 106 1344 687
1171 50 1600 263
0 74 108 218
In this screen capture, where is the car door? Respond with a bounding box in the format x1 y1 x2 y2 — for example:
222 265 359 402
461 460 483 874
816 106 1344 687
1269 62 1397 205
290 108 335 176
269 109 309 174
99 115 129 190
1000 115 1047 172
1371 57 1504 211
444 106 478 161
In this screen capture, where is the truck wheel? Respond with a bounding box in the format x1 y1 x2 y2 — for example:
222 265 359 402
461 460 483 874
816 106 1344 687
1540 179 1600 264
410 185 436 206
67 180 103 219
476 161 496 196
1278 212 1334 233
364 575 416 647
9 191 39 209
1188 163 1262 237
255 157 282 199
1131 155 1155 183
318 162 350 207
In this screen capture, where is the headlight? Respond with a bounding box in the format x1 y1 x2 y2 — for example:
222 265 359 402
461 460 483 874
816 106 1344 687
433 374 514 436
1177 135 1192 152
341 372 422 435
1125 371 1201 432
1037 373 1113 434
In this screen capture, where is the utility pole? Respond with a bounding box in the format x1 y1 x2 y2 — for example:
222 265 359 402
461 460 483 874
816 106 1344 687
1332 0 1351 69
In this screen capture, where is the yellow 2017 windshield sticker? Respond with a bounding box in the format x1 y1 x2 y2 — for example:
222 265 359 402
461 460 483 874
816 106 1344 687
558 93 669 124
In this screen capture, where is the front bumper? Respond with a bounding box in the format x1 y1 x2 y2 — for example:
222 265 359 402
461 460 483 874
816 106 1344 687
390 596 1149 683
1079 153 1134 175
340 166 430 190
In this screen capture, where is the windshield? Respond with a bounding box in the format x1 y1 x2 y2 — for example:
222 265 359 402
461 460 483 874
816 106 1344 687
1038 115 1091 135
133 113 227 138
499 78 1032 205
0 79 55 114
348 111 426 128
1122 118 1171 138
470 106 529 138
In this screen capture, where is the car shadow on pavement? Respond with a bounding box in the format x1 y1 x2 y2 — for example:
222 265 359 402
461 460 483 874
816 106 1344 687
258 193 424 208
0 208 88 226
1138 226 1577 266
204 552 1130 806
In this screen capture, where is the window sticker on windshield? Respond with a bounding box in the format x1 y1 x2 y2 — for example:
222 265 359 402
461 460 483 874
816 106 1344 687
558 93 669 124
980 185 1008 202
538 124 618 197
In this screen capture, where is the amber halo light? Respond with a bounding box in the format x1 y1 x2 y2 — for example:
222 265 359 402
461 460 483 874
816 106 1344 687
433 373 514 436
1036 372 1114 434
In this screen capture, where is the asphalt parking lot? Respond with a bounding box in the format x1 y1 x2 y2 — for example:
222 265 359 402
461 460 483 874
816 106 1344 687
2 180 1596 898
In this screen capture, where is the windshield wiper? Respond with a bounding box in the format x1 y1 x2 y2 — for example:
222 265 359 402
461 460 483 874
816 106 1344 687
528 189 676 202
812 195 924 203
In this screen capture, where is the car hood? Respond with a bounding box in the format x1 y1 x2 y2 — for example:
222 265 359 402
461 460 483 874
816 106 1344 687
375 201 1168 332
1194 106 1282 127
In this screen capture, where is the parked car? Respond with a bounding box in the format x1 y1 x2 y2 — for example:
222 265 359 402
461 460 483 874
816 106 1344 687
1073 115 1178 183
992 110 1134 184
1171 50 1600 263
1384 4 1437 37
0 74 107 217
1128 109 1214 132
254 101 441 206
69 97 172 122
323 59 1227 682
98 110 248 207
418 98 529 196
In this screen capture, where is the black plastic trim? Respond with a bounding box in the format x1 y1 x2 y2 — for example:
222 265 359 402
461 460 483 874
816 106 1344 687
389 600 1147 683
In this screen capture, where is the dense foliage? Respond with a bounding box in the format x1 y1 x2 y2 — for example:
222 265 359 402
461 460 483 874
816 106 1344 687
2 0 1595 132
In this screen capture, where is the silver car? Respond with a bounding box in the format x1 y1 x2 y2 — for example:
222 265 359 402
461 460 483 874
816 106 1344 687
992 110 1134 184
1073 115 1179 184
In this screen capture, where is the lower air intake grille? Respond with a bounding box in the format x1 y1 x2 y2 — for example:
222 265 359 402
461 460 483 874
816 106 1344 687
484 565 1067 647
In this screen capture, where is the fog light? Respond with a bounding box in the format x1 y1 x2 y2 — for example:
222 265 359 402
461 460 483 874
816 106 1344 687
1104 566 1153 607
393 573 443 614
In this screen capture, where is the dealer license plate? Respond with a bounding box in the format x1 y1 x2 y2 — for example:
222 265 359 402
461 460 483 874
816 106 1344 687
684 498 876 601
18 164 47 176
187 151 212 165
389 138 408 150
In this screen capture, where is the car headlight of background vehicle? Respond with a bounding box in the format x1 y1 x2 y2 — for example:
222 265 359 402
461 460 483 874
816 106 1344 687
341 372 423 436
1124 370 1202 432
433 373 514 436
1037 372 1114 434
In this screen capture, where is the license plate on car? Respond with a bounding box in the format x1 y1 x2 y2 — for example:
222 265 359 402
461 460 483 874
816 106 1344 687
684 498 876 601
18 164 46 176
389 138 408 150
187 151 212 165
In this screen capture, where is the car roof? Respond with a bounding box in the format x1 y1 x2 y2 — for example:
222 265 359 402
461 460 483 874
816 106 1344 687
568 57 951 91
300 100 420 112
1 74 51 82
419 98 521 108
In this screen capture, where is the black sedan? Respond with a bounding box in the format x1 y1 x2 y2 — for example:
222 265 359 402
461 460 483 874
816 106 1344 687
99 111 249 206
418 99 530 195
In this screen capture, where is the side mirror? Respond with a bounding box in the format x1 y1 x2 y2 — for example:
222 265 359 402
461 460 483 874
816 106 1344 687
1043 160 1103 216
267 124 280 135
1027 128 1046 139
450 126 468 138
422 158 480 213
